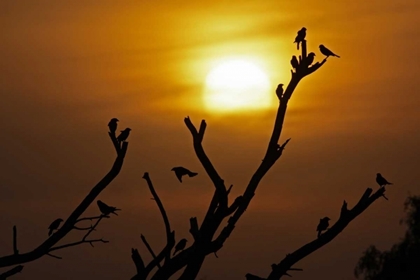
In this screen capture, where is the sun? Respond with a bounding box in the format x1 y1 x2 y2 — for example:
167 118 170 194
204 59 272 112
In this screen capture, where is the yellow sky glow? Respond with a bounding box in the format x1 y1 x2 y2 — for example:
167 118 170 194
204 58 272 112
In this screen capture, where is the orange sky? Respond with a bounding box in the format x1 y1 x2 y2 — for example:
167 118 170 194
1 1 420 279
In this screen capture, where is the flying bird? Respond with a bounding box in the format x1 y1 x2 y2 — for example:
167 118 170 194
276 84 284 100
97 200 121 216
319 45 340 58
48 218 63 236
173 238 188 256
294 27 307 50
108 118 119 134
290 56 299 69
306 52 316 66
316 217 330 238
171 166 198 183
117 128 131 142
376 173 393 187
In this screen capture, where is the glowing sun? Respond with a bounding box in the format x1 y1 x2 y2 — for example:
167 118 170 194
204 59 272 112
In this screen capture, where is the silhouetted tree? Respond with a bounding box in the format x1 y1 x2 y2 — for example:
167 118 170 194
0 119 130 279
129 28 388 280
354 195 420 280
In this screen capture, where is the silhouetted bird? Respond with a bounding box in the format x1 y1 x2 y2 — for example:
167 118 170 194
317 217 330 238
97 200 121 216
319 45 340 58
306 52 316 66
376 173 393 187
48 218 63 236
171 166 198 182
108 118 119 134
290 56 299 69
294 27 307 50
173 238 187 256
117 128 131 142
276 84 284 100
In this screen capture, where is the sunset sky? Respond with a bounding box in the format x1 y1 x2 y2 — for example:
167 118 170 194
1 0 420 279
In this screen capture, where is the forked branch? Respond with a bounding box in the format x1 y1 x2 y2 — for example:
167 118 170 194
0 120 129 270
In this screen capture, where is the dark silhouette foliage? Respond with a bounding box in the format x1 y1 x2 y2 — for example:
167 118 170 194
354 195 420 280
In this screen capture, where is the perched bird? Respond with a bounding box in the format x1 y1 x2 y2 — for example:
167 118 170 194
276 84 284 100
48 218 63 236
316 217 330 238
173 238 187 256
306 52 316 66
171 166 198 183
290 56 299 69
294 27 307 50
97 200 121 216
319 45 340 58
376 173 393 187
108 118 119 134
117 128 131 142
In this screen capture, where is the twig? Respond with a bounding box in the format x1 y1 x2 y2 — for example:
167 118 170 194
142 173 174 263
76 215 109 224
140 235 161 269
82 215 106 241
12 227 18 255
73 225 95 231
49 239 108 252
46 253 62 260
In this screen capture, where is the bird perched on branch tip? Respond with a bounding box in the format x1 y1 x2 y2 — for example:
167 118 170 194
171 166 198 183
97 200 121 216
117 128 131 142
48 218 63 236
319 45 340 58
291 56 299 70
108 118 119 134
294 27 306 50
317 217 330 238
306 52 316 66
376 173 393 188
276 84 284 100
173 238 187 256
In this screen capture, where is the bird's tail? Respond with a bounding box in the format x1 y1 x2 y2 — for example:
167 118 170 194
317 230 321 238
188 172 198 178
173 250 178 256
48 229 53 236
297 42 300 50
335 54 340 58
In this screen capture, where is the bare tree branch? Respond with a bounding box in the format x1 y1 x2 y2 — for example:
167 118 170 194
142 172 173 263
0 122 129 269
0 265 23 280
189 217 200 241
131 248 146 279
184 117 228 211
248 187 387 280
140 234 161 269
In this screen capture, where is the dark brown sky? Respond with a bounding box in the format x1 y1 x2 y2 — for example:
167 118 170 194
1 1 420 279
